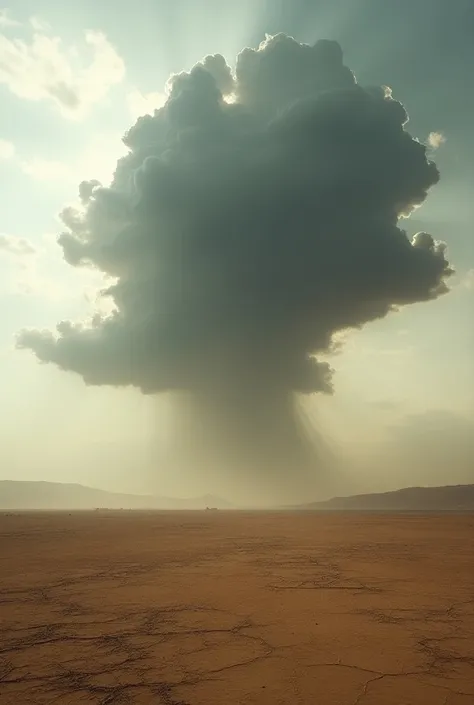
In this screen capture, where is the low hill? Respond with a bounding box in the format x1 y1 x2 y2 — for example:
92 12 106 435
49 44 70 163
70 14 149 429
296 484 474 511
0 481 232 511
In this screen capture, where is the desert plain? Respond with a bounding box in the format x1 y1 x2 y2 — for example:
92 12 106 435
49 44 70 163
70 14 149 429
0 511 473 704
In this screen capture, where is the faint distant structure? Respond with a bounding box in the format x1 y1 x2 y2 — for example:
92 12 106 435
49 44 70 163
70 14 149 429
206 507 218 511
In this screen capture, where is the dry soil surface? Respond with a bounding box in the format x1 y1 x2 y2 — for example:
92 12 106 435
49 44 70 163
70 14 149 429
0 511 473 704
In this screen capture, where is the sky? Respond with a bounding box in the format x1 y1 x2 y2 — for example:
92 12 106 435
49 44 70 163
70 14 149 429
0 0 473 502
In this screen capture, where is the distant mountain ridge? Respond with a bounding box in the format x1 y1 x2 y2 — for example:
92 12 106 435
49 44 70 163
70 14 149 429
295 484 474 511
0 481 232 511
1 481 473 512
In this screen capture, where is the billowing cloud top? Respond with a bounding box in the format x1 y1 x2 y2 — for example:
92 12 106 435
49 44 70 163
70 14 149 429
18 34 453 396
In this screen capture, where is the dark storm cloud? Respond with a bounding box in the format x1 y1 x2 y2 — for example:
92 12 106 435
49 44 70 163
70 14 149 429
17 33 453 395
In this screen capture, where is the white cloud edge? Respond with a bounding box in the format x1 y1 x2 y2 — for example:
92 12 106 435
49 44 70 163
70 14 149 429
427 131 446 150
0 13 125 119
126 89 167 121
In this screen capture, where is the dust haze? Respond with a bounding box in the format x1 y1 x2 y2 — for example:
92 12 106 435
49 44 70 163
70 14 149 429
17 34 453 503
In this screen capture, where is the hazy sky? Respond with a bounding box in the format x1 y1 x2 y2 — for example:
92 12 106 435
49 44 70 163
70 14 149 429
0 0 472 501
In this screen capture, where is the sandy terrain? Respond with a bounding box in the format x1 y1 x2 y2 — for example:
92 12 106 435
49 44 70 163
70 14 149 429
0 511 473 704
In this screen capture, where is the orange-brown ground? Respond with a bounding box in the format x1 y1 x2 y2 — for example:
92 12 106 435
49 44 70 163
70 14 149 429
0 511 473 704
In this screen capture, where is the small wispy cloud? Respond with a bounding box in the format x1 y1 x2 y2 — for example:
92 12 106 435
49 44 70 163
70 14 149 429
127 89 167 121
449 268 474 292
0 230 104 301
427 131 446 150
0 138 14 159
29 16 51 32
0 15 125 118
461 268 474 291
0 8 19 27
0 233 41 298
0 233 37 257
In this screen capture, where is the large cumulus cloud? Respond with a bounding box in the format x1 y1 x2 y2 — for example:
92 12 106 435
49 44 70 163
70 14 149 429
17 34 454 499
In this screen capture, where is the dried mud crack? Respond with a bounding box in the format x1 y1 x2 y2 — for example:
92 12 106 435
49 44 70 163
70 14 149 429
1 511 473 704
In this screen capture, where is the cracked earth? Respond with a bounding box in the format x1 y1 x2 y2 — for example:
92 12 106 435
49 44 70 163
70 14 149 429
0 511 473 704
